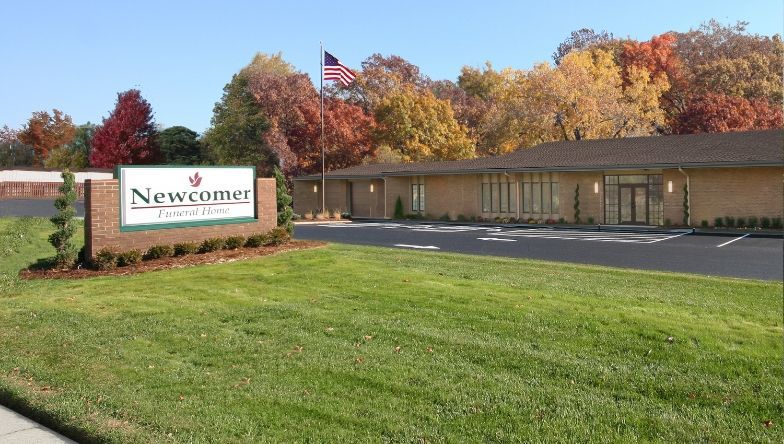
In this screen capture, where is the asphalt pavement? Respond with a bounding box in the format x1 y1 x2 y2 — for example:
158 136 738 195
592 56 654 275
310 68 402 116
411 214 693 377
294 221 784 281
0 199 85 217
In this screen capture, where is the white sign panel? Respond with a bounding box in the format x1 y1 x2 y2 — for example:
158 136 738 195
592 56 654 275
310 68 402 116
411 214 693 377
118 166 256 231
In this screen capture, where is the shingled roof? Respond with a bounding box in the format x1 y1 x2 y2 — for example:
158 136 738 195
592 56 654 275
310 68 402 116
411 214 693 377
296 129 784 179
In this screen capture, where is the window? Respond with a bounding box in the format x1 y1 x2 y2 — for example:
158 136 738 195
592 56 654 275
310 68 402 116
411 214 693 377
481 179 518 214
521 174 560 216
411 183 425 212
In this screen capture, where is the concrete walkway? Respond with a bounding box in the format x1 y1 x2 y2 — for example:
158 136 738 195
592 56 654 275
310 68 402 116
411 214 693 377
0 405 75 443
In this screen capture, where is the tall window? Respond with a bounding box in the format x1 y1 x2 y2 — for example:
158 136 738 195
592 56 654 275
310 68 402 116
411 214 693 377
481 179 517 214
411 183 425 212
521 173 559 215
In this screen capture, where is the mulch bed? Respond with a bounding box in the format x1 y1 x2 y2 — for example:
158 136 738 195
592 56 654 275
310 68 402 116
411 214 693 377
19 240 327 280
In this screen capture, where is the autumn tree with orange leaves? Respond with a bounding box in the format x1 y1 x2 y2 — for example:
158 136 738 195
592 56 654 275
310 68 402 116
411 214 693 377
18 109 76 166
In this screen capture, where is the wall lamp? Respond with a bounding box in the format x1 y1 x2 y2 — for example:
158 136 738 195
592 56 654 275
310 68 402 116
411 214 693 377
594 181 599 194
313 184 318 193
370 183 374 193
667 180 673 193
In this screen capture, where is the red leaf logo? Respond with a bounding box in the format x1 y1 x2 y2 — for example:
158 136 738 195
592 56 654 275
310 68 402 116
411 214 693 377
189 172 202 187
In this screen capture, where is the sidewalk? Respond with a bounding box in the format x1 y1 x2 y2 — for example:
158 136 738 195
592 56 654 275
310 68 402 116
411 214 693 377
0 405 75 444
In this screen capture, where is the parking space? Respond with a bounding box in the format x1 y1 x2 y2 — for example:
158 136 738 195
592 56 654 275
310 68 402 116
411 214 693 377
296 221 783 280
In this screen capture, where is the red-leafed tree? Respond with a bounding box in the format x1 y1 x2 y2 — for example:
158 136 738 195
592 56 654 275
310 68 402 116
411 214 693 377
672 92 783 134
90 89 160 168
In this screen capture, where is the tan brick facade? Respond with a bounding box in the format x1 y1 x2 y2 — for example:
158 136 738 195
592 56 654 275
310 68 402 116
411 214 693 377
294 166 783 225
84 178 277 259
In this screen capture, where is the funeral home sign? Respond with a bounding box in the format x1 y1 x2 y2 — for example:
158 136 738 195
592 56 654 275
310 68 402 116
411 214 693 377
117 166 257 231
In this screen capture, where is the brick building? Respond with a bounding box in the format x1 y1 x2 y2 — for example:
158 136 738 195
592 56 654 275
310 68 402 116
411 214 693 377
293 130 783 226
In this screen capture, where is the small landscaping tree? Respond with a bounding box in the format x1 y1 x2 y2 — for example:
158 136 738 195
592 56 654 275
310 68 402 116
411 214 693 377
394 196 404 219
49 170 77 268
274 166 294 233
573 184 581 224
682 184 690 226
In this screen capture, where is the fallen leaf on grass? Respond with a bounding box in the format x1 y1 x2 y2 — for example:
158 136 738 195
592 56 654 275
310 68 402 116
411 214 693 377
394 346 402 353
355 357 364 364
325 326 334 332
426 347 434 353
233 377 251 388
666 336 674 343
363 335 373 341
178 394 185 401
763 420 773 428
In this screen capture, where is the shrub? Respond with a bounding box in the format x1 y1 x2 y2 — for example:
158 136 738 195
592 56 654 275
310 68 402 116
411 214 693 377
265 226 291 246
456 214 467 222
405 213 424 220
49 170 78 268
587 216 595 225
558 217 566 224
724 216 735 228
545 218 556 224
573 184 581 224
664 218 672 227
772 217 783 229
527 218 535 224
340 211 351 219
245 233 267 248
508 217 518 224
714 217 724 228
291 213 301 221
394 196 404 219
735 217 746 228
117 249 143 267
303 211 314 221
274 166 294 233
700 220 709 228
93 248 117 271
223 235 245 250
199 238 224 253
761 217 771 229
144 244 174 260
440 213 451 221
316 211 329 220
331 209 342 220
173 242 199 256
747 216 758 228
682 184 690 226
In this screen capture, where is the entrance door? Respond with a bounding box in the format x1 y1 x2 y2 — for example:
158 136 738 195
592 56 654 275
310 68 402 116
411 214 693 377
619 185 648 224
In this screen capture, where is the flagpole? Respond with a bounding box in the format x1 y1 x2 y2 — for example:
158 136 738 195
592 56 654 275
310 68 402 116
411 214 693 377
320 41 325 213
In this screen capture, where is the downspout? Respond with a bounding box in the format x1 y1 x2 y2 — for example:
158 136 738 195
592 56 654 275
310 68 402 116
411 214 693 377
678 166 690 226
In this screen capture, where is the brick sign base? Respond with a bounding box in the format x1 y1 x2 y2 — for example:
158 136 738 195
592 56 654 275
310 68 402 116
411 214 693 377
84 178 277 259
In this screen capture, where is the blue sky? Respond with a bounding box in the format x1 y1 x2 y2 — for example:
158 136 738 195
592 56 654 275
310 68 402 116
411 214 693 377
2 0 781 133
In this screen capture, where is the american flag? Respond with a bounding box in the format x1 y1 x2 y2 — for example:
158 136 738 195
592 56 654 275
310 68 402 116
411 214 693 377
323 51 356 87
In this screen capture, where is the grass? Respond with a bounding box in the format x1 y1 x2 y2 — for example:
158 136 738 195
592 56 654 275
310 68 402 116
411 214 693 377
0 217 782 442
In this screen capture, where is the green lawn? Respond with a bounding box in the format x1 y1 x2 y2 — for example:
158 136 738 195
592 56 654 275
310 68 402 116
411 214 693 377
0 217 782 442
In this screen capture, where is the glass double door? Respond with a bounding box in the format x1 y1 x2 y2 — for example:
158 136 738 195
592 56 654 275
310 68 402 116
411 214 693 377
619 185 648 224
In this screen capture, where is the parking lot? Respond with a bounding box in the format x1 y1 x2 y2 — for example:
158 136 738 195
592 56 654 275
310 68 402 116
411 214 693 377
295 221 783 281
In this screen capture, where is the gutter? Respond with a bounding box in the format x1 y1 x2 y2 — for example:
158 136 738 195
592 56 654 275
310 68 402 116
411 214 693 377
678 166 691 226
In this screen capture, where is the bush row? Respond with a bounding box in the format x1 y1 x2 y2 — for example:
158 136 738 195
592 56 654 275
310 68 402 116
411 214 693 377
91 227 291 271
708 216 782 229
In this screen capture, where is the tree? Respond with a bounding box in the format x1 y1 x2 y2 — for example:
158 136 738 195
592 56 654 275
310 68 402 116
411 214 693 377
90 90 160 168
0 125 35 167
159 126 201 164
203 75 276 173
553 28 615 65
45 123 95 169
672 92 783 134
49 170 77 268
273 166 294 233
374 87 475 162
18 109 76 166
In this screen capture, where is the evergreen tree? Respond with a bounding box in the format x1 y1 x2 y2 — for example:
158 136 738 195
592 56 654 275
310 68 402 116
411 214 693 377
274 166 294 233
49 170 77 268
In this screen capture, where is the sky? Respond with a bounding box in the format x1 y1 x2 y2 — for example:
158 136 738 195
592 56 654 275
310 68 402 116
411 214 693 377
1 0 782 133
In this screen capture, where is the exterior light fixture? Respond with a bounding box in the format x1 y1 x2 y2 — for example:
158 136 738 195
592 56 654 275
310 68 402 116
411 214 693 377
313 184 318 193
594 181 599 194
370 183 374 193
668 180 673 193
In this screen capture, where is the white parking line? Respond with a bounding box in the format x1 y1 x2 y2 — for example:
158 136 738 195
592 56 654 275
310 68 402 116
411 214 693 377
477 237 517 242
393 244 440 250
716 234 750 248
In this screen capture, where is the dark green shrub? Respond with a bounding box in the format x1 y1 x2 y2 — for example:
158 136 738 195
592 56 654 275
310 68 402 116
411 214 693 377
664 218 672 227
761 217 771 229
117 249 143 267
747 216 758 228
93 248 117 271
265 227 291 246
77 246 87 267
244 233 267 248
394 196 404 219
456 214 467 222
439 213 451 221
405 213 424 220
173 242 199 256
199 238 224 253
724 216 735 228
587 216 594 225
682 184 689 226
49 170 78 268
558 217 566 224
700 220 709 228
144 245 174 260
772 217 783 229
735 217 746 228
274 166 294 234
573 184 581 224
714 217 724 228
224 235 245 250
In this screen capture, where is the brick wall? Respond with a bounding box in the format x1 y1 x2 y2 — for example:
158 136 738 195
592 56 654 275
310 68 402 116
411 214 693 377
292 179 349 215
0 181 86 199
559 172 603 223
688 166 783 224
84 178 277 259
